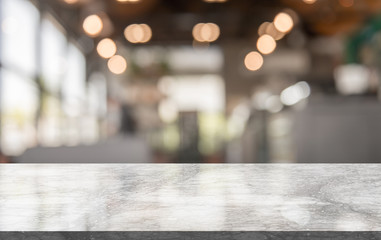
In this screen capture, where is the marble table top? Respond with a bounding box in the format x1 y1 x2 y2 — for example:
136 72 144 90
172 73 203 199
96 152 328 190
0 164 380 231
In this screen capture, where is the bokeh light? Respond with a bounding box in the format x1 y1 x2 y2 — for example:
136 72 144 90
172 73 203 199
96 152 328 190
108 55 127 74
124 24 152 43
274 12 294 33
268 23 285 40
258 22 285 40
244 51 263 71
140 24 152 43
83 14 103 37
97 38 117 59
280 81 310 106
256 34 276 55
192 23 204 42
192 23 220 42
117 0 140 2
334 64 370 95
203 0 228 2
63 0 79 4
303 0 317 4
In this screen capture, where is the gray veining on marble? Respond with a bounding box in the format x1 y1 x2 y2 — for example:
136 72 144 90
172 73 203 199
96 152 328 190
0 164 380 231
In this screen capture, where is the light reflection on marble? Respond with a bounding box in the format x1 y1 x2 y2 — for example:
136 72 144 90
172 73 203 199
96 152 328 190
0 164 380 231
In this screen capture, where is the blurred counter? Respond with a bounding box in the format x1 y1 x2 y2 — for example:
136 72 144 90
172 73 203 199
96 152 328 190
14 135 152 163
0 164 380 231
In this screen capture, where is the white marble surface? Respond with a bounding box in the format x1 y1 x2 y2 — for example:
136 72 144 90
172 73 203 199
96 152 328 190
0 164 380 231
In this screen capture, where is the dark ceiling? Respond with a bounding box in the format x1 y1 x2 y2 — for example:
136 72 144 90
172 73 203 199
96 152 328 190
38 0 381 48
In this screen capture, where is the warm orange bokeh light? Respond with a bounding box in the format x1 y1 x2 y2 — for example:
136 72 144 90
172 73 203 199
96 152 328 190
274 12 294 33
63 0 79 4
83 14 103 37
97 38 117 59
258 22 285 40
257 34 276 55
108 55 127 74
192 23 220 42
244 51 263 71
124 24 152 43
117 0 140 2
303 0 317 4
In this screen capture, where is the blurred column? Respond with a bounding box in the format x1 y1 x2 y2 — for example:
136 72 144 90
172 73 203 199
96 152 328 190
177 111 202 163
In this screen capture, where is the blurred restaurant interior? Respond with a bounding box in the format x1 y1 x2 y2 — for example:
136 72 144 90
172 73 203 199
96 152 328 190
1 0 381 163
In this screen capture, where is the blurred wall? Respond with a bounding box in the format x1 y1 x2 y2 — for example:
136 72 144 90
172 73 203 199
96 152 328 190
294 97 381 163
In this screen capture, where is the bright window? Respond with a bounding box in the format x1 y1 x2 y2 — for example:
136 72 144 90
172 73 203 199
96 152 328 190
1 0 39 75
0 69 38 155
41 17 67 93
62 43 86 116
0 0 40 156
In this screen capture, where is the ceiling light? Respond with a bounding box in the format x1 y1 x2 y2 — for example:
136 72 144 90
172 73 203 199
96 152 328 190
257 34 276 55
117 0 141 2
303 0 317 4
97 38 117 59
108 55 127 74
192 23 220 42
63 0 79 4
124 24 152 43
244 51 263 71
274 12 294 33
83 14 103 37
